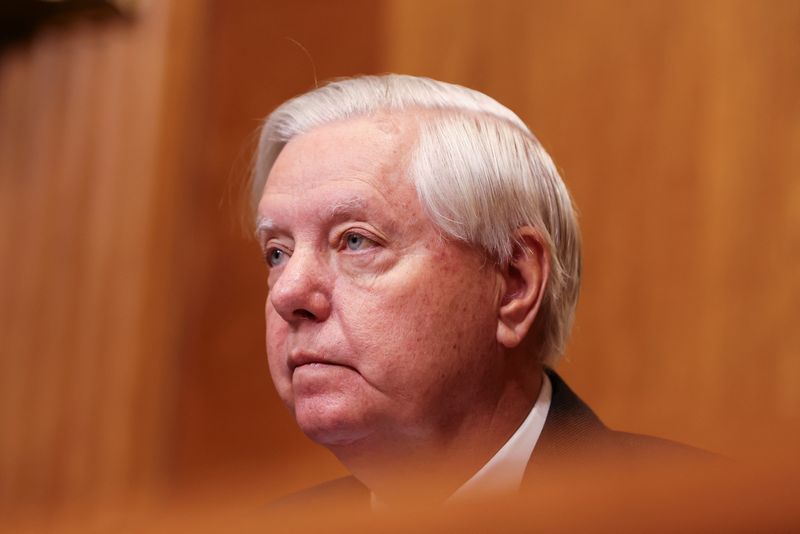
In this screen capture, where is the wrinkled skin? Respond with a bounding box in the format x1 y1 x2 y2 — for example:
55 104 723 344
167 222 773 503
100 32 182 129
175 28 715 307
256 114 511 459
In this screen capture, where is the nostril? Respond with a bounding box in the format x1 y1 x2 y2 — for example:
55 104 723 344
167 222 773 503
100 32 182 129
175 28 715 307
294 309 316 321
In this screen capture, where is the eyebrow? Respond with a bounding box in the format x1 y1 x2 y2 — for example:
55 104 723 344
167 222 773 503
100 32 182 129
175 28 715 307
253 217 274 247
255 217 275 234
326 197 368 219
256 196 372 238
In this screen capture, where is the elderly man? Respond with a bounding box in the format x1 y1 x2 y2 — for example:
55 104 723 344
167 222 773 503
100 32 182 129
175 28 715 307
252 74 689 507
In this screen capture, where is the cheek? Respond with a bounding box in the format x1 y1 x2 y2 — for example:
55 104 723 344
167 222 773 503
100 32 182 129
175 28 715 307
265 304 282 351
265 304 293 402
340 255 498 395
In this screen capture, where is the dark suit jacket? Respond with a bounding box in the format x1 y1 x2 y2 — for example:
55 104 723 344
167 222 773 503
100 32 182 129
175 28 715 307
273 368 705 508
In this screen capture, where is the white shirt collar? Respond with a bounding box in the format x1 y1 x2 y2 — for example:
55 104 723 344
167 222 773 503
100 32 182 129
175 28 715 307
370 372 552 509
448 372 552 501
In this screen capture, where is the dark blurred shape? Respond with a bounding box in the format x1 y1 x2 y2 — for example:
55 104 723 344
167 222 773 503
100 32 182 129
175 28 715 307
0 0 135 47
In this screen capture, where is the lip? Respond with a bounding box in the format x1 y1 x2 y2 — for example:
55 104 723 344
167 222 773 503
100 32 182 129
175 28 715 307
288 350 357 373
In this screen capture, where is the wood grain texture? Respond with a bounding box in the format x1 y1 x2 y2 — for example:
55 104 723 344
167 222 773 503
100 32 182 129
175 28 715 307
384 0 800 453
0 0 205 513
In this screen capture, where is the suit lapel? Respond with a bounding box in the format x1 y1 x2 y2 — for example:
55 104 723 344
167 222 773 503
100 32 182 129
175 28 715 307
523 368 609 482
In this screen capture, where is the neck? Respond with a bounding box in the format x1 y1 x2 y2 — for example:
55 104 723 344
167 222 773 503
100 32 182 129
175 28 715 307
331 360 544 505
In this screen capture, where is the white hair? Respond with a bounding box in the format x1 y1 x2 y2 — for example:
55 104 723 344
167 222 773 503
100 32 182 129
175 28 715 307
250 74 581 365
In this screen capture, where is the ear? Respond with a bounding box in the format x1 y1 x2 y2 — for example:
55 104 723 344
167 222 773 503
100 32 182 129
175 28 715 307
496 227 550 349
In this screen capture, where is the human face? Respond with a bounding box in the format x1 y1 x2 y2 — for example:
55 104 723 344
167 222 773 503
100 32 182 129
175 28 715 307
257 115 503 451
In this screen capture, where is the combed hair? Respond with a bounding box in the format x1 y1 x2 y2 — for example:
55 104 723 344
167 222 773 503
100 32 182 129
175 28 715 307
250 74 581 366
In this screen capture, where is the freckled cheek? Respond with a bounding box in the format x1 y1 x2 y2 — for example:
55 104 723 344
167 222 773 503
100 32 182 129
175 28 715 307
342 278 478 381
402 265 495 352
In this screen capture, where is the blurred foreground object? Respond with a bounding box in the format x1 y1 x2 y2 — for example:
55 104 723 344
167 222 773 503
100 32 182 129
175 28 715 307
6 446 800 532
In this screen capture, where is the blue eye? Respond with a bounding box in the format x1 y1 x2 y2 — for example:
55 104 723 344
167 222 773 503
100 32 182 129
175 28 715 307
266 248 286 267
345 232 366 251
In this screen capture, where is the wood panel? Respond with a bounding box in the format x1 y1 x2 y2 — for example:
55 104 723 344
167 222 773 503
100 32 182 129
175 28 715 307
384 0 800 454
0 0 205 515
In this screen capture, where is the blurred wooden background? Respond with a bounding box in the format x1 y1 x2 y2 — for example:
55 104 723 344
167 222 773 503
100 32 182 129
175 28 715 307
1 0 798 523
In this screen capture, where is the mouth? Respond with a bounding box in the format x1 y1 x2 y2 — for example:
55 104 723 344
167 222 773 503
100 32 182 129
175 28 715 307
288 351 357 373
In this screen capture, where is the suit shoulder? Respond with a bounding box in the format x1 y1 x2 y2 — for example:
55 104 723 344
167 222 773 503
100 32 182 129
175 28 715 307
606 429 720 462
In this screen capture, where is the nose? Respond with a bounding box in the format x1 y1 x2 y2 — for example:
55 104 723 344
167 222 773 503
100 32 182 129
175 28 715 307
268 248 332 325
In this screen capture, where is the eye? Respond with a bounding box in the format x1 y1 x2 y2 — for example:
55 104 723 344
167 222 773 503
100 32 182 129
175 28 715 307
343 231 378 251
345 232 365 250
265 247 288 267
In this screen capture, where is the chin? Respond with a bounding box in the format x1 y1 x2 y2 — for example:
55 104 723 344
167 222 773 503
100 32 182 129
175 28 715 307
294 399 370 447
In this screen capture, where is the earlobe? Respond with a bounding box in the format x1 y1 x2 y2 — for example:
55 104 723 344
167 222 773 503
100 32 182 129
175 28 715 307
496 228 550 349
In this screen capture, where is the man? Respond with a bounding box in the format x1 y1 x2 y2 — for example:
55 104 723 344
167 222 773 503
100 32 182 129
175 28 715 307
251 74 694 508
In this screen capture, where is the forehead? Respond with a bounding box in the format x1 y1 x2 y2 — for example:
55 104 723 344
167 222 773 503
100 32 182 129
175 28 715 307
258 114 420 221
